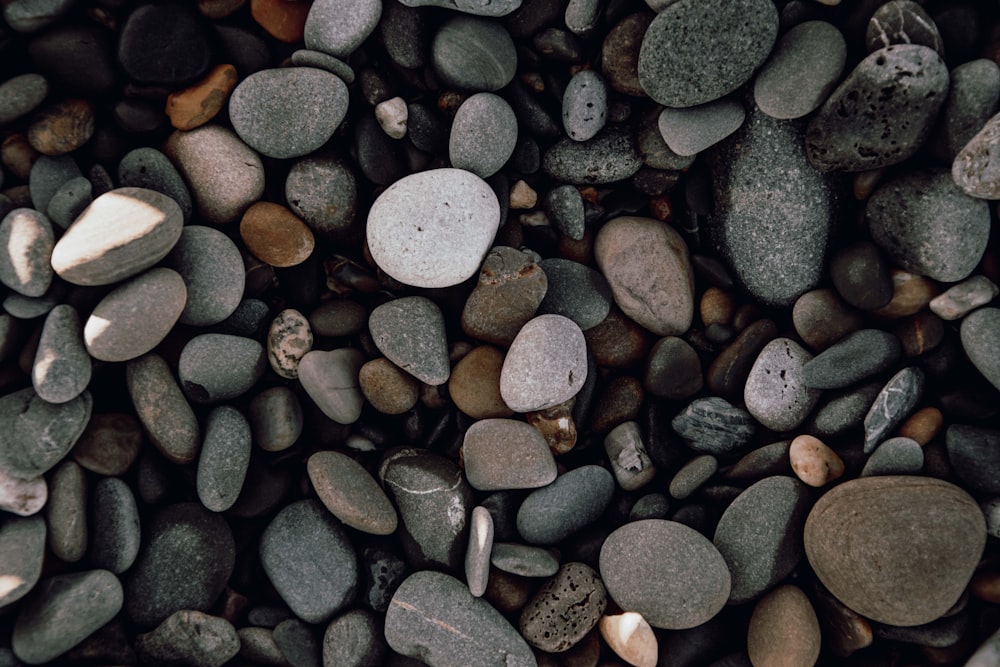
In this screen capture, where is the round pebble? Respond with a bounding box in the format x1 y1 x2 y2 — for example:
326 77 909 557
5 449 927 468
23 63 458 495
747 585 821 667
499 314 588 413
462 418 557 490
177 334 268 404
163 226 245 326
431 15 517 91
449 92 518 179
285 156 358 240
517 465 614 545
304 0 381 58
744 338 821 432
240 201 316 268
448 345 513 419
789 434 845 487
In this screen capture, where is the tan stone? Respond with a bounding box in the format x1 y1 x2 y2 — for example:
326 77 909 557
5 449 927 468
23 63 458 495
789 434 844 487
747 585 821 667
897 406 944 446
599 612 657 667
359 357 421 415
71 413 143 475
510 180 538 209
166 64 239 131
872 269 940 319
27 98 95 156
700 287 735 327
307 450 398 535
240 201 315 267
250 0 310 42
448 345 512 419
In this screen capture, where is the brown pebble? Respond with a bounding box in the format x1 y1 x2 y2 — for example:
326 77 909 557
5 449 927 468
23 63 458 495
792 289 863 352
700 287 735 327
599 612 657 667
526 398 578 455
872 269 940 319
590 375 643 434
789 434 844 487
812 582 873 658
71 413 143 476
747 585 821 667
1 133 39 180
509 180 538 209
461 246 548 347
27 99 95 156
970 569 1000 603
251 0 310 41
166 64 239 131
853 168 885 200
359 357 421 415
198 0 245 18
892 311 945 357
557 226 594 265
307 450 398 535
448 345 513 419
706 319 778 401
896 406 943 446
240 201 315 267
601 13 653 96
484 568 536 616
308 298 368 337
583 307 651 369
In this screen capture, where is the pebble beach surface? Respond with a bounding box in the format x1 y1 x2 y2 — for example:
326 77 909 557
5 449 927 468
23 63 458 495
2 1 1000 666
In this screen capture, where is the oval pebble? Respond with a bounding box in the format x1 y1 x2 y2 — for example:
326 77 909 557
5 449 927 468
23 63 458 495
196 406 251 513
490 542 559 578
88 477 141 574
285 156 357 240
754 21 847 120
537 258 612 331
241 201 316 268
45 176 91 228
32 304 90 404
163 226 245 326
801 329 902 390
499 314 587 412
462 418 557 491
789 434 845 488
45 459 87 563
0 208 53 297
516 465 614 545
367 168 500 288
126 355 199 465
657 99 746 157
137 611 240 667
465 506 493 598
519 562 607 652
804 476 986 626
448 345 513 419
0 73 48 125
307 450 398 535
747 585 821 667
744 338 821 432
0 386 91 480
562 69 607 142
358 357 420 415
861 437 924 477
600 519 731 629
542 124 642 184
369 296 450 386
51 187 183 287
229 67 348 159
298 349 365 424
178 334 267 404
304 0 381 58
449 92 517 179
431 15 517 91
267 309 313 380
0 515 46 608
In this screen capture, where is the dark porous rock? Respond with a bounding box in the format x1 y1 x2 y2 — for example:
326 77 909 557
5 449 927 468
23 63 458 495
285 156 358 241
0 386 91 480
543 124 642 184
706 106 839 308
744 338 821 433
801 329 901 390
930 59 1000 162
517 465 615 545
386 571 535 666
637 0 777 108
645 336 703 400
362 545 408 613
136 611 239 667
117 3 211 86
805 45 948 172
369 296 450 386
88 477 141 574
861 437 924 477
865 0 943 54
863 367 924 453
804 380 882 439
519 562 607 652
804 476 986 626
537 258 612 330
714 476 811 604
706 319 778 400
962 307 1000 392
431 15 516 91
117 147 193 222
600 519 731 629
12 569 123 665
260 499 359 624
382 451 473 571
178 333 268 404
866 170 990 283
829 241 894 311
671 397 755 456
0 515 46 608
124 502 235 628
946 424 1000 494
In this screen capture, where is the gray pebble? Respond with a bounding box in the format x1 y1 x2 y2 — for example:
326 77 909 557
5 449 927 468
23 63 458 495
542 124 643 184
178 334 268 404
669 454 718 500
804 380 882 439
491 542 560 577
285 156 358 241
2 283 64 320
369 296 450 386
164 225 245 327
260 499 359 624
672 397 756 456
290 49 355 83
929 59 1000 162
273 619 321 667
0 515 45 608
229 67 349 159
516 465 614 545
930 276 999 320
465 506 494 597
196 406 251 513
127 353 200 465
298 349 365 424
801 329 902 390
89 477 141 574
361 545 408 613
537 258 612 331
866 0 943 54
29 154 80 213
450 92 518 178
136 611 239 667
744 338 821 432
562 69 607 142
0 73 48 125
543 183 585 240
462 418 557 491
304 0 381 58
45 176 92 228
629 493 671 521
754 21 847 120
400 0 520 16
604 420 657 491
658 98 745 157
861 437 924 477
31 304 89 404
499 314 588 412
322 610 386 667
247 386 303 453
432 15 517 91
953 110 1000 200
0 208 54 297
45 459 87 563
0 387 91 480
117 147 193 222
378 0 428 69
863 366 924 453
961 307 1000 392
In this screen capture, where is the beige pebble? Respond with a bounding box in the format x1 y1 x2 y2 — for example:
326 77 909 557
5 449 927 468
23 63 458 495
700 287 735 327
929 275 1000 320
375 96 408 139
448 345 513 419
896 406 943 446
509 180 538 209
599 612 658 667
359 357 420 415
747 585 821 667
307 450 398 535
789 434 844 487
872 269 939 319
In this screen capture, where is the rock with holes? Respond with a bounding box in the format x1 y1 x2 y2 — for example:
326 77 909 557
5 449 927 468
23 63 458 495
519 562 607 652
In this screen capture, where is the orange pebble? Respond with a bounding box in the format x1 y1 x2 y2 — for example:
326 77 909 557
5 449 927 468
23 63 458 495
27 98 95 156
250 0 311 43
240 201 315 267
166 64 239 131
971 569 1000 603
700 287 735 328
897 407 944 446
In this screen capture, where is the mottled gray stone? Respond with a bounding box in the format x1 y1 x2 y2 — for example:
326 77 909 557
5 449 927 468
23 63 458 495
450 92 518 178
462 418 557 491
136 611 239 667
304 0 381 58
32 304 90 404
431 15 517 91
669 454 717 500
542 124 642 184
863 367 924 453
0 208 54 297
499 314 588 412
537 258 612 330
163 226 245 327
804 380 882 439
929 59 1000 162
543 184 585 240
672 397 755 456
0 387 91 480
954 110 1000 200
178 334 268 404
562 69 607 142
658 99 745 157
322 610 385 667
0 73 48 124
285 156 357 240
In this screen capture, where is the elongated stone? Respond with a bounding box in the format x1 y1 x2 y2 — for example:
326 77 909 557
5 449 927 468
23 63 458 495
863 367 924 453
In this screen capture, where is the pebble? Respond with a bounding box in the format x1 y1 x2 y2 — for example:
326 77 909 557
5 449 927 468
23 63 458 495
0 515 45 608
118 4 211 85
747 585 821 667
542 124 643 184
812 582 873 658
88 477 141 574
244 389 300 453
491 543 559 577
463 418 557 490
562 69 607 142
26 23 116 97
499 314 587 412
930 59 1000 162
744 338 822 433
196 406 251 513
0 208 54 297
367 168 500 288
307 450 397 535
508 180 537 209
873 269 939 319
804 476 986 626
754 20 847 120
946 425 1000 494
136 611 239 667
260 499 359 624
240 201 315 268
27 98 95 156
448 345 512 419
866 0 944 54
274 618 321 667
645 336 702 400
369 297 449 386
600 612 658 667
861 436 924 477
46 459 87 563
805 45 948 172
789 434 845 487
604 420 655 490
669 454 717 500
0 468 47 516
177 333 268 404
431 15 517 91
637 0 777 107
863 366 924 453
537 258 612 330
897 406 943 446
284 156 357 241
713 476 811 604
165 63 240 132
0 386 91 480
461 246 548 346
382 451 473 570
304 0 381 57
297 348 366 424
385 571 535 667
543 184 585 240
28 154 80 212
866 169 990 282
600 519 731 629
361 545 408 613
953 107 1000 199
517 465 614 545
229 67 349 159
671 397 755 456
31 303 89 404
46 176 91 228
51 187 183 286
321 610 384 667
239 628 287 666
829 240 894 311
600 12 650 96
805 380 881 439
930 276 999 320
83 268 187 363
308 298 367 337
595 216 694 335
12 569 123 665
465 506 494 597
0 73 48 125
518 562 607 652
117 147 193 222
126 354 200 465
450 93 517 178
658 99 745 157
375 96 408 139
266 309 312 380
359 357 420 414
801 329 901 389
163 125 265 225
706 319 778 399
163 225 245 326
706 106 837 308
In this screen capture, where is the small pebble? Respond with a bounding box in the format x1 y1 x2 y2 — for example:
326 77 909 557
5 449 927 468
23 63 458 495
0 208 54 297
932 276 999 320
860 436 924 477
600 612 658 667
240 201 316 268
657 99 745 157
669 454 718 500
562 69 607 142
490 543 559 578
465 506 494 597
298 349 365 424
375 96 408 139
789 434 845 487
307 450 398 535
604 421 656 491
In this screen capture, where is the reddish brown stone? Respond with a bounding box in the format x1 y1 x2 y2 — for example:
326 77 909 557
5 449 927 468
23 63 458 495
240 201 315 267
166 64 239 131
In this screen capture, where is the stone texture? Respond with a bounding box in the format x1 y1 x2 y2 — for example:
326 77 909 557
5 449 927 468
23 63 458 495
304 0 382 58
126 354 200 465
307 450 398 535
196 406 252 513
499 314 587 412
32 304 90 404
747 585 821 667
801 329 901 389
88 477 141 574
431 15 517 91
672 397 755 456
163 225 245 326
240 201 316 268
369 296 450 386
517 465 614 545
178 334 267 404
519 562 607 652
461 246 548 346
298 349 366 424
449 92 518 178
657 99 746 157
542 124 642 184
0 386 91 480
0 515 46 608
136 611 239 667
462 418 557 490
744 338 821 432
0 207 53 297
863 367 924 453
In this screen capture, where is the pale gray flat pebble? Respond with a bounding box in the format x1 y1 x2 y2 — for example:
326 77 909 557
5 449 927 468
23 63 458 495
500 314 588 412
164 225 245 327
178 334 268 404
32 304 90 404
290 49 356 83
953 110 1000 200
931 276 999 320
658 99 745 157
88 477 141 574
754 21 847 120
449 92 518 178
0 73 48 124
117 147 193 222
431 15 517 91
304 0 381 58
298 348 365 424
562 69 607 142
369 296 450 386
197 406 251 513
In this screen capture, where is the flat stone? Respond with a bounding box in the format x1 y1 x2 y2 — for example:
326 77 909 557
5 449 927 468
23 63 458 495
462 418 557 490
669 454 717 500
671 397 755 456
285 156 357 241
240 201 316 268
450 92 518 178
861 437 924 477
0 468 47 516
163 225 245 326
32 304 90 404
88 477 141 574
260 499 359 624
744 338 822 432
754 21 847 120
196 406 251 513
298 349 365 424
600 520 731 629
126 354 200 465
0 208 54 297
178 334 267 404
46 459 87 563
461 246 548 346
304 0 381 57
789 434 845 488
804 476 986 626
84 268 187 363
385 571 535 666
601 612 658 667
516 465 614 545
369 296 450 386
658 99 745 157
946 424 1000 494
801 329 902 389
367 168 500 288
491 543 559 577
431 15 517 91
499 314 587 412
307 450 397 535
0 73 48 125
867 169 990 282
542 124 642 184
465 506 493 597
27 98 95 156
0 387 91 480
930 276 999 320
863 367 924 453
792 289 863 352
229 67 348 159
537 258 612 331
165 62 240 131
136 611 239 667
117 147 193 222
747 585 821 667
519 562 607 652
563 69 608 142
0 515 46 608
